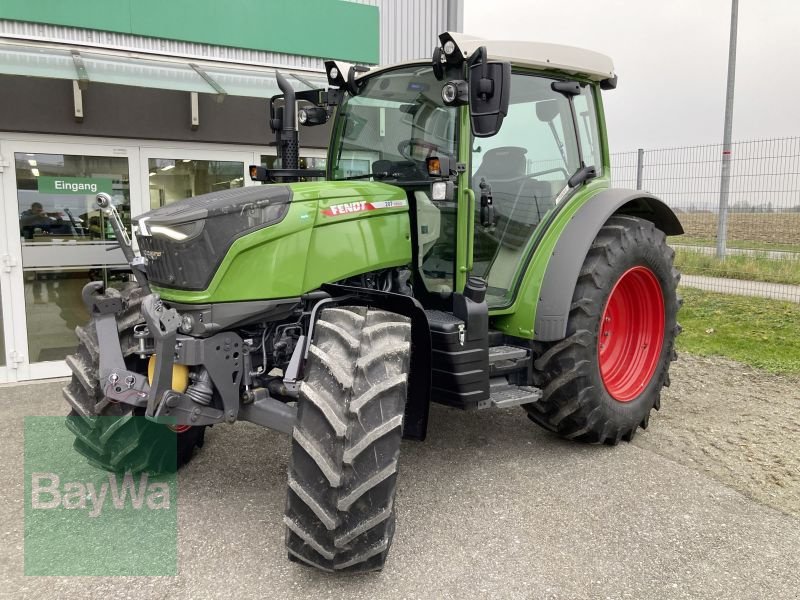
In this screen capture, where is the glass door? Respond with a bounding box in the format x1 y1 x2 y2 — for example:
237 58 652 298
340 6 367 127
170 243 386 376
139 147 257 211
0 139 142 381
0 161 12 383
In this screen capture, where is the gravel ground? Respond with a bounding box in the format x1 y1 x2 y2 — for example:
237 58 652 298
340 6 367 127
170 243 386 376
635 354 800 517
1 355 799 598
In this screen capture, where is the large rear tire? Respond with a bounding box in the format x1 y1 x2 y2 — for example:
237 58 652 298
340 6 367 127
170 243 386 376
63 283 206 473
526 215 681 444
284 306 411 573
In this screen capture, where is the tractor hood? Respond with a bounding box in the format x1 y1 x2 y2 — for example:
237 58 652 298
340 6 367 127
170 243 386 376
134 185 292 290
134 181 412 297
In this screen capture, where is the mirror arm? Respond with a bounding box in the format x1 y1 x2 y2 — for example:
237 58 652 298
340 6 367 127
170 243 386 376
568 165 597 188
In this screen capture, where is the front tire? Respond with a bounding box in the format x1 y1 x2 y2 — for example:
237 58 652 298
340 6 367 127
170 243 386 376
63 283 206 473
526 215 681 444
284 306 411 572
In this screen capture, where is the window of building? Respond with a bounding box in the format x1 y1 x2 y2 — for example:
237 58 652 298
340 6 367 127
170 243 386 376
148 158 245 209
14 152 132 363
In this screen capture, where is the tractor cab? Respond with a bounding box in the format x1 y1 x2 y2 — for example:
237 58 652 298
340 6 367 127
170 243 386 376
314 33 617 311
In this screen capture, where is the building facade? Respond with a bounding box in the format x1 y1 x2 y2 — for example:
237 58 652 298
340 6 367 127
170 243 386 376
0 0 463 382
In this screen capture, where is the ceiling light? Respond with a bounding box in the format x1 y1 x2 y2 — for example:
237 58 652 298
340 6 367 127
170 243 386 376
149 172 156 177
28 159 37 167
182 159 192 163
31 168 40 177
161 164 175 171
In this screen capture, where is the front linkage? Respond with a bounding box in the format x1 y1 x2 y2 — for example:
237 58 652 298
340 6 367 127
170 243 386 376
83 281 298 435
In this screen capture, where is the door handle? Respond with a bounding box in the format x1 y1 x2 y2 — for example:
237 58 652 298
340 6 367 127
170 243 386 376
1 254 18 273
465 188 475 272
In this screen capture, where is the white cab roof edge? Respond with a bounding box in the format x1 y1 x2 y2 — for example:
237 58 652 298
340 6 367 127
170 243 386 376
447 32 615 81
348 32 615 83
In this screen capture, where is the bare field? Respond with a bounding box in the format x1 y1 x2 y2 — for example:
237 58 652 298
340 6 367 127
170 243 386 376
635 354 800 518
675 211 800 248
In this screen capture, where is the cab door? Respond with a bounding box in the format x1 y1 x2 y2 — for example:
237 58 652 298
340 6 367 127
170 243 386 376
468 72 596 308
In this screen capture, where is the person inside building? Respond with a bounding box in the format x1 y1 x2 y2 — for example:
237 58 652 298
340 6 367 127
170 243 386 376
19 201 64 239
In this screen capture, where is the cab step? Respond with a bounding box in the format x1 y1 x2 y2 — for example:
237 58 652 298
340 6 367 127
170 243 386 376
488 344 531 376
477 377 542 409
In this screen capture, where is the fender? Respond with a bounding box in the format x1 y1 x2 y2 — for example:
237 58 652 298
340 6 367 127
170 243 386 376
534 189 683 342
322 283 432 441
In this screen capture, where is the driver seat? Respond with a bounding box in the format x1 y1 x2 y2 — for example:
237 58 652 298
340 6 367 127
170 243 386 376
473 147 552 249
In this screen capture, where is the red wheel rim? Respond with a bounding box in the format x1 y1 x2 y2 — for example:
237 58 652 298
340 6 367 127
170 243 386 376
168 425 192 433
598 266 665 402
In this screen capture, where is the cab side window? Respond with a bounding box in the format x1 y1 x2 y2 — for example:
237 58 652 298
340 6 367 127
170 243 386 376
573 85 603 175
471 73 580 304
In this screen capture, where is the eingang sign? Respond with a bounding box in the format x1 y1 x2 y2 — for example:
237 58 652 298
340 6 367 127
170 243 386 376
37 176 113 195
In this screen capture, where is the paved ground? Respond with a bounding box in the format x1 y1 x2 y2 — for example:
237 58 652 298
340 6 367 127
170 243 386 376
680 274 800 303
2 368 799 599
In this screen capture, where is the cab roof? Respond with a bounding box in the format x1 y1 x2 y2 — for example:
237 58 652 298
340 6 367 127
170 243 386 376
446 32 615 81
355 32 615 83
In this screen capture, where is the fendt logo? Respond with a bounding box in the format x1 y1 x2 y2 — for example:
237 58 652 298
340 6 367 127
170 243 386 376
322 198 407 217
142 249 163 260
31 472 171 518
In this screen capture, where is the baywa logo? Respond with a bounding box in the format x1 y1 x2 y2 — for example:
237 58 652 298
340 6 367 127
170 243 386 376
24 416 178 576
31 471 171 518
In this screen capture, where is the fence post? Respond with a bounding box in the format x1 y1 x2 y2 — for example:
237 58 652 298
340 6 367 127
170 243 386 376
635 148 644 190
717 0 739 259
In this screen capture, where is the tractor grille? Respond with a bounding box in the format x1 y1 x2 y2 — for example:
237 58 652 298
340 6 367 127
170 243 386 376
135 186 292 291
137 235 183 287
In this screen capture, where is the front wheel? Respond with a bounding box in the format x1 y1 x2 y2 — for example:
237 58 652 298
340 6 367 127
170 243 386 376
63 283 206 473
526 215 681 444
284 306 411 572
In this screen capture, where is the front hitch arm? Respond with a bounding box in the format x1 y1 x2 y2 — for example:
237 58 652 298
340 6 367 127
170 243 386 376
141 294 181 417
95 192 151 295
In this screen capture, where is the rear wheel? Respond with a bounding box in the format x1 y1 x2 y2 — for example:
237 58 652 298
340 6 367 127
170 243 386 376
63 283 206 473
526 215 681 444
284 306 411 573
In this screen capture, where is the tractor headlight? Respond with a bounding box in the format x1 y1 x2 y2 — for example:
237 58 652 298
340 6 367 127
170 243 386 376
297 107 328 127
443 40 456 55
324 60 350 88
441 80 469 106
431 181 454 201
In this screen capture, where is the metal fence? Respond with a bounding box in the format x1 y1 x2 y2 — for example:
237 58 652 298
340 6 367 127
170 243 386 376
611 137 800 303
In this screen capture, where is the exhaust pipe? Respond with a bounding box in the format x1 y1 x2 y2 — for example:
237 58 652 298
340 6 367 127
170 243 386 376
275 71 299 171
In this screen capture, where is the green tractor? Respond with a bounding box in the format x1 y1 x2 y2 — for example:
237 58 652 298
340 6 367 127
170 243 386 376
63 32 682 573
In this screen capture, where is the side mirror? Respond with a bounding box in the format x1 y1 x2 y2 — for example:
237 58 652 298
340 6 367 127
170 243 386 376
468 50 511 138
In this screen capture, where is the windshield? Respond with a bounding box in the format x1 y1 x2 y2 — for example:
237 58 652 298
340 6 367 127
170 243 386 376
330 65 458 181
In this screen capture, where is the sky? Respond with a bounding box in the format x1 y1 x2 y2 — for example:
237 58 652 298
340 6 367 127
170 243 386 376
463 0 800 153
